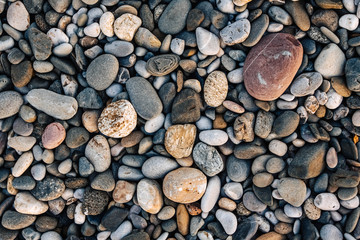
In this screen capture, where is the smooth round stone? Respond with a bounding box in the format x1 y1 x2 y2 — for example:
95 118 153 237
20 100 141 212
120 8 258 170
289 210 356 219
32 164 47 181
157 206 175 220
165 124 196 158
8 136 36 152
223 182 243 200
216 209 237 235
196 27 220 56
278 178 307 207
253 172 274 188
105 41 134 57
137 178 163 214
33 61 54 73
192 142 224 177
146 54 180 77
86 54 119 91
226 156 250 182
268 6 292 25
53 43 73 57
142 156 178 179
266 157 285 174
31 176 65 202
42 122 66 149
220 19 250 45
114 13 141 41
12 151 33 177
163 167 207 204
0 91 23 119
228 68 244 84
243 33 303 101
126 77 163 120
339 14 359 31
0 36 15 51
216 0 236 13
170 38 185 55
290 72 323 97
199 130 228 146
340 196 359 209
100 12 114 37
284 204 302 218
268 140 287 157
98 100 137 138
204 71 228 107
243 191 267 212
325 89 343 109
26 89 78 120
84 23 100 37
314 43 346 79
326 147 338 168
12 176 36 190
352 110 360 126
158 0 191 35
2 210 36 230
82 188 109 215
242 14 270 47
7 1 30 31
304 198 321 220
47 28 69 46
144 113 165 133
314 193 340 210
11 60 33 88
113 180 136 203
201 175 221 213
345 58 360 92
85 135 111 172
14 192 48 215
320 224 343 240
65 127 90 149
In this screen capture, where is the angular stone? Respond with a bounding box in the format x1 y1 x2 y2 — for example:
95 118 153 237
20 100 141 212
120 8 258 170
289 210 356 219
192 142 224 176
171 89 201 124
28 28 52 61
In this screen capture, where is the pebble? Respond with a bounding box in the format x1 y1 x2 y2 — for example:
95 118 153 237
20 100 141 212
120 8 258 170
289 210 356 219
98 100 137 138
165 124 196 158
196 27 220 56
158 0 191 35
42 122 66 149
268 140 287 157
215 209 237 235
0 91 23 119
199 130 228 146
278 178 307 207
193 142 224 176
142 156 178 179
7 1 30 31
201 176 221 214
244 33 303 101
105 41 134 57
223 182 243 200
99 12 114 37
85 135 111 172
204 71 228 107
339 14 359 31
12 151 33 177
2 210 36 230
290 72 323 97
220 19 250 45
114 13 141 41
314 193 340 211
163 167 207 204
243 191 267 212
314 43 346 79
320 224 343 240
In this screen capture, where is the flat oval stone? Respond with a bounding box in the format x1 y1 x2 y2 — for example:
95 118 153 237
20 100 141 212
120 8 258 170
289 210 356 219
126 77 163 120
11 60 33 88
28 28 53 61
314 193 340 211
199 130 228 146
0 91 23 119
142 156 179 179
85 135 111 172
192 142 224 176
158 0 192 35
42 122 66 149
278 178 307 207
2 210 36 230
14 192 48 215
290 72 323 97
137 178 163 214
7 1 30 31
86 54 119 91
98 100 137 138
146 54 180 77
163 167 207 204
244 33 303 101
220 19 251 45
165 124 197 159
26 89 78 120
204 71 228 107
31 176 65 201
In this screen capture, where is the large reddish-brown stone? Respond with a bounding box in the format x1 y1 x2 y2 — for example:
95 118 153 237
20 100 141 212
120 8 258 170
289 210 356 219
42 122 66 149
243 33 303 101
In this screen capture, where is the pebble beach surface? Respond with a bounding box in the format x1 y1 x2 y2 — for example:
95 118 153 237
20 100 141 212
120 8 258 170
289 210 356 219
1 0 360 240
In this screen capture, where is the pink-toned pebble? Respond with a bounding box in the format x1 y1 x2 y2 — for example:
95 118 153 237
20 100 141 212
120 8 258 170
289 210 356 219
326 147 338 168
42 122 66 149
222 100 245 114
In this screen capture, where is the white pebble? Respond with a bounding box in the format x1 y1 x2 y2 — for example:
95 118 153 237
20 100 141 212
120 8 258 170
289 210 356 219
170 38 185 55
144 113 165 133
339 14 359 31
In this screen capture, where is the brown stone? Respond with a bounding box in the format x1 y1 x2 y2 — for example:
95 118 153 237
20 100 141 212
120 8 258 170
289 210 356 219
187 9 205 32
165 124 196 159
11 60 33 88
137 179 163 214
121 131 144 148
98 100 137 138
146 54 180 77
185 202 202 215
331 77 351 97
304 198 321 220
311 10 339 32
163 167 207 204
176 204 189 235
256 232 286 240
278 178 307 207
315 0 343 9
243 33 303 101
42 122 66 149
213 114 227 129
234 112 255 142
274 222 292 235
218 198 237 211
113 180 136 203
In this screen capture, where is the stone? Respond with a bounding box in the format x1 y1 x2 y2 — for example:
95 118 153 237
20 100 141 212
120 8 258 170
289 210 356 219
114 13 141 41
193 142 224 176
163 167 207 204
196 27 220 56
82 188 109 215
12 151 33 177
85 135 111 172
243 191 267 212
42 122 66 149
26 89 78 120
254 111 274 139
226 156 250 182
242 14 269 47
326 89 343 109
158 206 176 220
0 91 23 119
30 176 65 201
98 100 137 138
199 129 228 146
290 72 323 97
11 60 33 88
234 141 267 160
172 89 201 124
122 232 150 240
224 182 243 200
204 71 228 107
0 36 15 51
256 232 286 240
253 172 273 188
220 19 250 45
201 176 221 213
146 54 180 76
345 58 360 92
48 0 70 13
165 124 196 158
28 28 53 61
268 6 292 25
14 192 48 215
216 209 237 235
233 216 259 240
137 178 163 214
158 0 191 35
288 141 327 179
187 8 205 31
99 12 114 37
278 178 307 207
8 136 36 152
339 14 359 31
2 210 36 230
314 193 340 210
7 1 30 31
272 111 300 138
142 156 178 179
284 0 310 31
243 33 303 101
311 10 339 32
126 77 163 120
134 27 161 52
86 54 119 91
314 43 346 79
320 224 343 240
177 204 189 235
113 180 136 203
